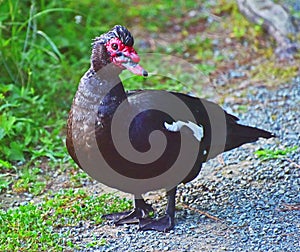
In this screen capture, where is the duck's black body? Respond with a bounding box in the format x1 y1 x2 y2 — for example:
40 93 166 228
66 25 274 232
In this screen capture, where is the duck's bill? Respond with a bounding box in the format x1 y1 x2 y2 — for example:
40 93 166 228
122 60 148 77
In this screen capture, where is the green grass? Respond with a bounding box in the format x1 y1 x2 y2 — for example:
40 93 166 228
255 146 299 160
0 189 132 251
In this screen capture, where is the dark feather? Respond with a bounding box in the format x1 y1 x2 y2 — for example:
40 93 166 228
92 25 134 47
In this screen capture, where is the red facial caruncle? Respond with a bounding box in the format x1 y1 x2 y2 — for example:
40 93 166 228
105 37 147 77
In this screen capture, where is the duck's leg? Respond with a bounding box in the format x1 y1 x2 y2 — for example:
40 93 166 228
139 187 177 232
103 196 154 225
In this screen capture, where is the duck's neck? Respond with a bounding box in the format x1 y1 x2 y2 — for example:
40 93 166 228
71 67 127 131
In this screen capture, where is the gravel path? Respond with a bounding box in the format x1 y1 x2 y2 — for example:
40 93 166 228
66 78 300 251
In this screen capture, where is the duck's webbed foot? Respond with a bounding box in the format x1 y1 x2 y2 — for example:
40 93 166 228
103 198 154 225
140 187 177 232
139 214 174 232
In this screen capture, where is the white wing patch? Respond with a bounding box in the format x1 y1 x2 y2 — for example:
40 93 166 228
164 120 204 141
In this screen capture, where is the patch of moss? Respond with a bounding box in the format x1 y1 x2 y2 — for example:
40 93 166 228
250 61 299 86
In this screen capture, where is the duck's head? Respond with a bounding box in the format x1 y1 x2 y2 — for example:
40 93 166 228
91 25 148 77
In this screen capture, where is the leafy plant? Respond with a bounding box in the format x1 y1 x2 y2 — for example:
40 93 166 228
0 1 76 170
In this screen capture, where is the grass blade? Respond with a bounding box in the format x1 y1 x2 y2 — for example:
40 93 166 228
17 8 80 34
36 30 62 60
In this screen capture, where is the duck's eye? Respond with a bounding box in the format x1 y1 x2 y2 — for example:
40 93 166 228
111 43 118 50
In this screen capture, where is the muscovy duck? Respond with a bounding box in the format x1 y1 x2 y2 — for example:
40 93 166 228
66 25 274 232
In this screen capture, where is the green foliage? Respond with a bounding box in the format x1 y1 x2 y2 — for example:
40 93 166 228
0 84 66 164
0 189 132 250
255 146 298 160
214 0 263 40
85 238 106 248
0 174 13 193
69 169 92 188
12 167 46 195
126 0 201 32
0 0 80 175
250 61 299 86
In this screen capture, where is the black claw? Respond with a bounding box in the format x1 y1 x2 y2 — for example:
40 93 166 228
103 209 141 225
138 217 154 227
102 210 132 222
114 210 140 225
